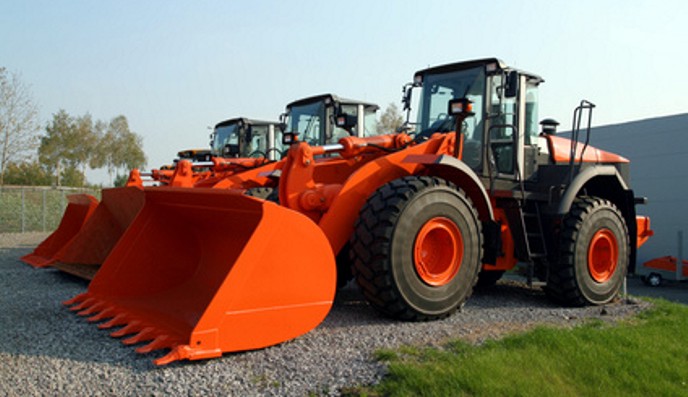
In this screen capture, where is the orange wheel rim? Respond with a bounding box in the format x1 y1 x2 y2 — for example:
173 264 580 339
414 217 463 286
588 228 618 283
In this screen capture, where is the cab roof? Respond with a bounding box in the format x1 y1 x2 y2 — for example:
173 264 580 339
414 57 544 83
214 117 278 129
286 93 380 111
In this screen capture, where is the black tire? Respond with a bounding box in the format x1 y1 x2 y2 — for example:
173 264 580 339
335 243 354 289
476 270 505 289
647 273 662 287
350 176 482 321
244 187 279 203
546 196 629 306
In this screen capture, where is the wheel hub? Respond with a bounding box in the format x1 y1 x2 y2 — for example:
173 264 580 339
413 217 463 286
587 228 618 283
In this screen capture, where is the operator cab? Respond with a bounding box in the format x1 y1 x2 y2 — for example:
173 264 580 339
280 93 380 146
406 58 544 185
210 118 282 161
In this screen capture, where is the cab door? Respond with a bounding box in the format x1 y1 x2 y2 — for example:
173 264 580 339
486 72 522 181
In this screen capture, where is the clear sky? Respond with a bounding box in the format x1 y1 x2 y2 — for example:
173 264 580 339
1 0 686 185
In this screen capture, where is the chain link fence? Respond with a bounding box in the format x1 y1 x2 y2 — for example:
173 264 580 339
0 186 101 234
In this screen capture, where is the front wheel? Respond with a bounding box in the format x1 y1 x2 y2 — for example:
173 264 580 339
350 176 482 321
546 197 629 306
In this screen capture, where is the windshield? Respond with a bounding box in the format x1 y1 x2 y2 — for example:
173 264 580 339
364 109 378 136
242 126 269 157
286 101 325 145
212 123 240 156
416 66 485 169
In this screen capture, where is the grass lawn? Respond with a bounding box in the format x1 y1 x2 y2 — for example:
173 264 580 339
349 299 688 397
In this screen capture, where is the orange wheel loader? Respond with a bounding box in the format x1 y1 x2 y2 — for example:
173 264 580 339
65 58 651 365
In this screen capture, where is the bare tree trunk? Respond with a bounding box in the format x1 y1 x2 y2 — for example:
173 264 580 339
56 161 61 187
0 68 39 186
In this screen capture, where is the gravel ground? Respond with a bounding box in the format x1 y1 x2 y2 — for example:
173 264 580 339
1 232 650 396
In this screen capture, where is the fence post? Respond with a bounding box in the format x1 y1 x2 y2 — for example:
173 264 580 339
21 188 26 233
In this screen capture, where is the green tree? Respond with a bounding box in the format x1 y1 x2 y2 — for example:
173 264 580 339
90 115 146 185
0 67 40 186
72 113 98 176
2 160 51 186
113 173 128 187
377 103 405 134
39 110 98 186
60 165 86 187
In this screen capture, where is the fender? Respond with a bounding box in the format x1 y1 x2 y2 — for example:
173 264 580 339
403 154 494 222
556 165 629 215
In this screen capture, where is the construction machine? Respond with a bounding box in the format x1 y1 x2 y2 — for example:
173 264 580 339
22 95 380 279
129 117 283 187
281 93 380 143
65 58 651 365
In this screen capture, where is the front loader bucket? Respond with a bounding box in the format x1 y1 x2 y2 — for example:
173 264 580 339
64 188 336 365
21 194 99 268
50 187 146 280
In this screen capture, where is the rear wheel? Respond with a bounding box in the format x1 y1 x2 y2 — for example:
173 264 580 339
546 197 629 306
350 176 482 321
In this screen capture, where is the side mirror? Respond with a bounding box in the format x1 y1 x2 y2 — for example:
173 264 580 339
282 132 299 146
401 83 413 111
447 97 475 117
505 70 519 98
335 112 357 135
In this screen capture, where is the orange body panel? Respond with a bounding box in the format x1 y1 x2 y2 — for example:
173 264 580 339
546 135 629 164
636 216 653 248
21 194 99 268
643 256 688 277
65 188 336 365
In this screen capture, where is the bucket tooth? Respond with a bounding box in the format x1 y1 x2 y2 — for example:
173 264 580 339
69 298 97 312
98 313 131 330
77 301 107 316
63 292 89 306
154 346 193 366
110 321 144 338
122 327 156 345
136 335 176 354
87 307 117 323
